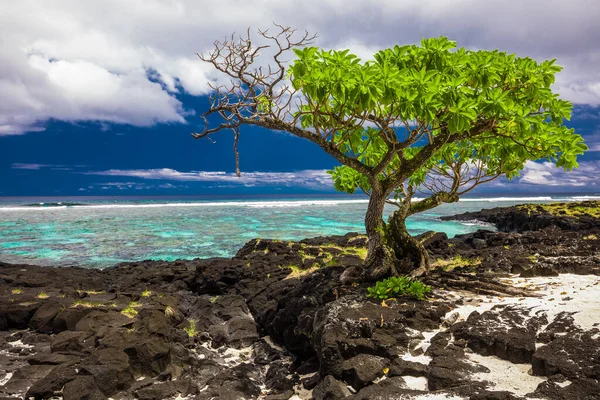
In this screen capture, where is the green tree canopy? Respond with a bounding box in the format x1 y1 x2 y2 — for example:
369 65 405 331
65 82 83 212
195 27 586 280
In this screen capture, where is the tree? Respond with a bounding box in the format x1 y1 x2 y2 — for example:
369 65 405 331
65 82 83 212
193 25 587 280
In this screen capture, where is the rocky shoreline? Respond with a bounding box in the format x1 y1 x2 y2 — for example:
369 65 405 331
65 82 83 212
1 202 599 400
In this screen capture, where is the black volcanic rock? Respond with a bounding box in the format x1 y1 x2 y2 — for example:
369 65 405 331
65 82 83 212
29 301 63 334
62 376 107 400
312 375 352 400
532 332 600 379
451 305 543 364
341 354 389 389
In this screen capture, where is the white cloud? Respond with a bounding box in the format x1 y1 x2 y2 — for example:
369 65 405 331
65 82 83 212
1 0 600 135
517 160 600 187
88 181 188 191
583 134 600 152
12 163 51 170
11 163 71 170
86 168 334 189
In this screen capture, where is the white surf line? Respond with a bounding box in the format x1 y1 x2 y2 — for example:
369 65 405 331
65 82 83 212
0 195 573 212
0 199 371 211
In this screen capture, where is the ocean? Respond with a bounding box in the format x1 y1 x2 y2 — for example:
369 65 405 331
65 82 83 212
1 194 598 268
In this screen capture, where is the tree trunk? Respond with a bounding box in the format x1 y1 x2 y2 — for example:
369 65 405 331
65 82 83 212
385 209 430 277
362 187 397 281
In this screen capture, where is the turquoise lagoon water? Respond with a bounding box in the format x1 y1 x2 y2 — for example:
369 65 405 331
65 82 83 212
0 195 597 268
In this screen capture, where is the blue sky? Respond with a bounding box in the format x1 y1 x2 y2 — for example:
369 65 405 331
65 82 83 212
1 1 600 196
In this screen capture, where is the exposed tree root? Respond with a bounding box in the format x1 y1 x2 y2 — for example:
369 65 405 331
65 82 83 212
424 271 540 298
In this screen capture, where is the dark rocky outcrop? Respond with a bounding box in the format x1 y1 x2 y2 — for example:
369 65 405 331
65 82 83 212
441 200 600 233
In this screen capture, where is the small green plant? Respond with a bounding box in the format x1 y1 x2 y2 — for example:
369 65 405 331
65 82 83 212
11 288 22 295
128 301 143 308
36 291 49 299
584 234 598 240
184 319 198 337
367 276 431 301
209 296 219 303
528 255 538 263
141 288 152 297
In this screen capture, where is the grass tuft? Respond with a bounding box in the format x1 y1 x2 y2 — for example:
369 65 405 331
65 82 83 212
518 202 600 219
284 263 319 279
432 255 481 271
77 289 104 295
72 300 105 308
121 307 138 318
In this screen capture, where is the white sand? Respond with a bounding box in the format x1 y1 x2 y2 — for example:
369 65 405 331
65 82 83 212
7 339 34 349
467 352 546 395
401 352 432 365
402 376 429 391
409 394 465 400
499 274 600 332
0 372 13 386
437 274 600 334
